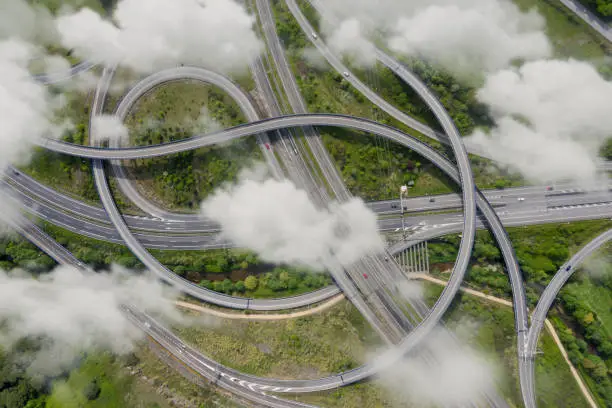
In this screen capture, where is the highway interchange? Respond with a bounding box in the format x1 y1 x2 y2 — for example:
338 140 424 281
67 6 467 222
11 0 612 407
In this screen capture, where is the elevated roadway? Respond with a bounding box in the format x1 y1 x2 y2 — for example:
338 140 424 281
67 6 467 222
4 166 611 237
109 66 283 219
521 229 612 408
85 67 341 311
33 60 97 84
7 175 611 250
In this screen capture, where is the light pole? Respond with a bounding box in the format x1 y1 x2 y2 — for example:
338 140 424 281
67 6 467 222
399 181 414 241
399 184 408 240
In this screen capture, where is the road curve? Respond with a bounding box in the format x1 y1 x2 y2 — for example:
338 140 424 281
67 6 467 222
521 228 612 408
110 66 282 220
89 67 342 311
7 215 319 408
36 105 528 395
39 110 532 335
33 60 97 84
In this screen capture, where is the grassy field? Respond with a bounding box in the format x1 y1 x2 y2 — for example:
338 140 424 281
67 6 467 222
271 0 533 199
43 348 245 408
175 300 407 408
424 283 589 408
175 281 588 408
513 0 612 59
20 90 101 204
122 81 261 212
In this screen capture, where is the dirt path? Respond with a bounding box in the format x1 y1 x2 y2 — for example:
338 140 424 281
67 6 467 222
174 274 597 407
408 273 598 408
175 293 345 321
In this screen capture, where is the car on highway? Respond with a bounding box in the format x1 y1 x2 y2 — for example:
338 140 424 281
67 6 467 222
546 186 554 191
391 203 398 209
265 143 271 150
362 273 368 279
343 71 350 78
565 265 572 271
517 197 525 202
312 32 318 39
429 197 435 202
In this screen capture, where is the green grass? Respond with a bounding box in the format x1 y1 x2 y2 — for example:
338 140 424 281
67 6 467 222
424 283 589 408
513 0 612 60
176 300 382 378
122 81 261 212
175 300 408 407
45 352 169 408
20 91 100 204
134 346 244 408
535 330 591 408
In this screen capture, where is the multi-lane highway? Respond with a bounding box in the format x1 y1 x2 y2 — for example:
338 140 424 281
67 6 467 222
11 2 609 406
520 229 612 408
7 166 612 251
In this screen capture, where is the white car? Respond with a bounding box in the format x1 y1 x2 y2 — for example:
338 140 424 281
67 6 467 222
312 32 318 39
517 197 525 202
343 71 350 77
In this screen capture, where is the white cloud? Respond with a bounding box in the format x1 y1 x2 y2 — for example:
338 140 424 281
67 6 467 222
55 0 263 74
466 59 612 183
0 0 57 44
378 326 497 407
92 114 129 143
388 2 550 74
200 165 384 270
319 0 551 74
0 39 67 172
327 19 376 67
0 264 185 377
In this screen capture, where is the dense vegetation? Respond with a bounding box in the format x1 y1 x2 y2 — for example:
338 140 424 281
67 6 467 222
427 220 612 404
44 222 331 298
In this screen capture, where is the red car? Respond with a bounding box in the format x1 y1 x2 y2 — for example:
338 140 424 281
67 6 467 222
265 143 271 150
363 273 368 279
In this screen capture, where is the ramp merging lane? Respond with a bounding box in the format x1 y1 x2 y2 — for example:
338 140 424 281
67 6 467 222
17 6 611 404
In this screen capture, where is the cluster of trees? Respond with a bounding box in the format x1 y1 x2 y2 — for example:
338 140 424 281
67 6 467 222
0 237 55 272
198 267 331 297
580 0 612 18
554 314 612 406
558 269 612 405
0 339 47 408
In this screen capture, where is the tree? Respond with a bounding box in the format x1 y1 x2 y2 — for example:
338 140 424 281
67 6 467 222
235 281 246 293
244 276 258 291
83 379 101 401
